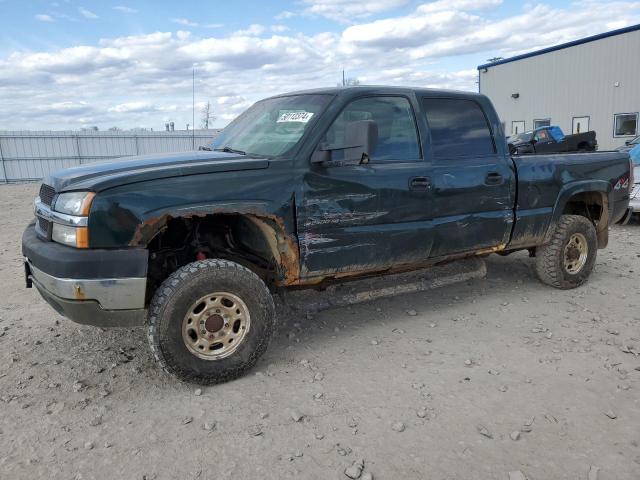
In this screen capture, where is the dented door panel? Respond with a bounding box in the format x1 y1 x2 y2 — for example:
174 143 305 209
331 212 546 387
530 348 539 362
298 161 433 276
428 155 516 257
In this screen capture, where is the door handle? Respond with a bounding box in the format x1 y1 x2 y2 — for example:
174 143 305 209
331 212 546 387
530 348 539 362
409 176 431 191
485 172 503 186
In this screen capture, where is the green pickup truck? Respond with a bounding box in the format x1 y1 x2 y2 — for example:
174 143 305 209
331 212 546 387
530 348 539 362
23 86 632 384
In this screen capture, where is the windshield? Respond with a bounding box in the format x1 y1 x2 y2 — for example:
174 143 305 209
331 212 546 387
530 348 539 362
510 131 533 143
209 94 332 157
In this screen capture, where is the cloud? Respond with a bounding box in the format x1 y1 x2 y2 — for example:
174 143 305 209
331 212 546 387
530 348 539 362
108 102 172 113
302 0 410 23
42 102 94 115
233 24 266 36
171 18 199 27
171 18 222 29
340 0 640 60
78 7 99 19
275 11 296 20
2 1 640 130
35 14 55 22
418 0 503 13
113 6 138 14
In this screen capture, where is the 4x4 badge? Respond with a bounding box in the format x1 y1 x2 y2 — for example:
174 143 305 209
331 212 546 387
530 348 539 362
614 177 629 190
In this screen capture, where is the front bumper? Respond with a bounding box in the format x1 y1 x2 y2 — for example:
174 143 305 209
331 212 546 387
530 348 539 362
22 224 148 327
629 184 640 212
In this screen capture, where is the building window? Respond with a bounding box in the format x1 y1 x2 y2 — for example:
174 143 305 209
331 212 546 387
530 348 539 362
533 119 550 129
511 121 525 136
572 116 590 134
614 113 638 137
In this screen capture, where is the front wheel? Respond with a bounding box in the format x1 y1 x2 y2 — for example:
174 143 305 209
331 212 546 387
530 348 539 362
147 259 276 384
534 214 598 289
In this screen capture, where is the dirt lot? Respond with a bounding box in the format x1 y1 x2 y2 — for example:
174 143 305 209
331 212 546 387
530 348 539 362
1 183 639 480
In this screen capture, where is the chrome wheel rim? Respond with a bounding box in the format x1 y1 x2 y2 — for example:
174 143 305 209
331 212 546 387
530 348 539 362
563 233 588 274
182 292 250 360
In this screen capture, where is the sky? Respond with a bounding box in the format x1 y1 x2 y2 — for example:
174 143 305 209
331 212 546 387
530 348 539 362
0 0 639 131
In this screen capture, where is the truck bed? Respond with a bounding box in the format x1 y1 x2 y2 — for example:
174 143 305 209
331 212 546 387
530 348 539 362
508 150 631 249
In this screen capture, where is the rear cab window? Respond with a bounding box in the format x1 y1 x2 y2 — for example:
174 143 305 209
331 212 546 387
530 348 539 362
421 97 496 158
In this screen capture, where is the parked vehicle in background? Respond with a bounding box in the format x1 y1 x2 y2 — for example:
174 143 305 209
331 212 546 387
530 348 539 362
508 125 597 155
622 144 640 222
617 135 639 153
22 86 631 384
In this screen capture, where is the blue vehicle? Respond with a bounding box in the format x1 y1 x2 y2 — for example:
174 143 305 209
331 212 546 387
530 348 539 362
508 125 597 155
617 134 639 153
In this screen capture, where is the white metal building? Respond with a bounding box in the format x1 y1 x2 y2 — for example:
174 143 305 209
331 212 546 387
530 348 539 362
478 24 640 151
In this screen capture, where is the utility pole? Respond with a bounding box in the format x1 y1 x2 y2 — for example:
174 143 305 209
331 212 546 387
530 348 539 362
192 67 196 149
342 69 345 87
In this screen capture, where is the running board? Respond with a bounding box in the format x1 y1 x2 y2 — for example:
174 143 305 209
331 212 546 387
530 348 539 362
285 257 487 313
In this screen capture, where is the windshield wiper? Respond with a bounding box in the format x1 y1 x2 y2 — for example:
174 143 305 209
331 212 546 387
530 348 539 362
214 146 246 155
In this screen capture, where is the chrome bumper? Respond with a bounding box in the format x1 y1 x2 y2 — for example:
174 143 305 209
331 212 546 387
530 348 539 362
628 184 640 212
27 259 146 310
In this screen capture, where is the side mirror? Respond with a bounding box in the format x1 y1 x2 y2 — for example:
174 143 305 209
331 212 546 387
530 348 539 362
311 120 378 166
626 140 632 146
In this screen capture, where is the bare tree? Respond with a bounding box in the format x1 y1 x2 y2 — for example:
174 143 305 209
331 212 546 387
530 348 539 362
201 101 216 129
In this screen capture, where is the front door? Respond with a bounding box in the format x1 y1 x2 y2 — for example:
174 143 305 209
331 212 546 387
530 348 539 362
421 97 515 257
572 116 589 134
297 95 433 278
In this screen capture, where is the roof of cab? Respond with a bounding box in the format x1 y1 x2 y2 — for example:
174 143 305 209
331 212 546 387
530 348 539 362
269 85 486 100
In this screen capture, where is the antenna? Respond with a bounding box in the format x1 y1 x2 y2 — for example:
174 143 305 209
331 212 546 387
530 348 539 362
192 67 195 149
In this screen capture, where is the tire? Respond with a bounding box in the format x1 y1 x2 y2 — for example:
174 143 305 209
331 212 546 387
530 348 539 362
534 214 597 289
147 259 276 384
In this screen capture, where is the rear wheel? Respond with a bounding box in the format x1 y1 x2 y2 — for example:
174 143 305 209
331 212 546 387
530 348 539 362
534 214 597 289
147 259 275 384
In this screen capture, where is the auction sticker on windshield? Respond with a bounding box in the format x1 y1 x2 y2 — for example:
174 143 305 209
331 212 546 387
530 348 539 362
277 111 314 123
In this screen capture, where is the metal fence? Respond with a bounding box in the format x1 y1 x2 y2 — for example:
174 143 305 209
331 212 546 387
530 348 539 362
0 130 220 182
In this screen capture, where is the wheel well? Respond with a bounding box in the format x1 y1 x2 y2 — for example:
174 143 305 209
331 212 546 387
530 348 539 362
561 191 609 247
145 213 297 302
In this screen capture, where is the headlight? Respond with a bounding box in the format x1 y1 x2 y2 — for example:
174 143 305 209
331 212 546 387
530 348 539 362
52 224 89 248
51 191 94 248
54 191 95 216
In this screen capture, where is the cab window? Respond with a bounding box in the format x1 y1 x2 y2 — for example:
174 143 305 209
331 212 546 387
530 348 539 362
422 97 495 158
534 129 550 142
322 96 421 162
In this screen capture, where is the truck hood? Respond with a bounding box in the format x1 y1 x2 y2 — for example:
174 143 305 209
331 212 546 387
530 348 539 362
45 151 270 192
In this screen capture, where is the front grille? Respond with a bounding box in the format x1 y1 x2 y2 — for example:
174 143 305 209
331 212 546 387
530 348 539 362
632 184 640 199
39 184 56 206
36 216 52 238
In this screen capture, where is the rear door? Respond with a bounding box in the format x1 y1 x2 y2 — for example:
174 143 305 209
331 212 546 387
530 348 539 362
297 95 433 277
420 97 515 257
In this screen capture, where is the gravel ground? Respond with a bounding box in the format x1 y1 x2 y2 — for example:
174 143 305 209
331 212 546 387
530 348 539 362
1 182 639 480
